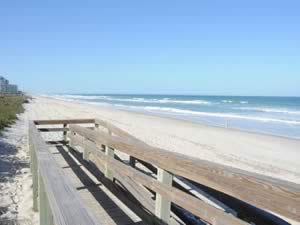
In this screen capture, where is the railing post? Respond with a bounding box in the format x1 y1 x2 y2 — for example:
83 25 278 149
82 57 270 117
39 172 54 225
83 148 90 161
32 151 38 212
155 168 173 224
63 123 67 142
129 156 136 168
104 145 114 181
29 133 38 212
104 131 115 181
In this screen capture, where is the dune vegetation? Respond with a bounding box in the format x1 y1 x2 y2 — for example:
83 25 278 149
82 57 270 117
0 95 28 133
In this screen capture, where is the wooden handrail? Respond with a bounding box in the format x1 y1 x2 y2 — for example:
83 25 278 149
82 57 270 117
38 127 70 132
29 121 101 225
69 124 300 222
34 119 95 125
95 119 139 141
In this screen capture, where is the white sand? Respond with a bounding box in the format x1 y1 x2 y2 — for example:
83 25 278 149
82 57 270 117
0 109 38 224
1 96 299 225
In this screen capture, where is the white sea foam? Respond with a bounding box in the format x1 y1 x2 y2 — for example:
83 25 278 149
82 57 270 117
49 95 111 106
52 95 212 105
111 97 211 105
221 100 248 104
237 107 300 115
53 95 109 100
222 100 233 103
124 106 300 125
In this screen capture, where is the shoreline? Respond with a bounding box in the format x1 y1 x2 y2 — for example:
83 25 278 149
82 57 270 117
48 95 300 142
49 95 300 141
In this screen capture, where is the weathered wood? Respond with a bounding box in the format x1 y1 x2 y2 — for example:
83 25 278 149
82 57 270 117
91 153 155 210
29 128 38 212
105 146 114 181
39 172 54 225
129 156 136 168
63 124 68 142
83 148 90 161
38 127 70 132
32 150 39 212
155 169 173 224
96 116 237 218
52 144 144 225
68 132 155 211
69 124 300 221
94 118 237 217
34 119 95 125
69 142 163 225
69 134 249 225
38 127 93 132
94 119 133 139
29 122 102 225
174 177 237 216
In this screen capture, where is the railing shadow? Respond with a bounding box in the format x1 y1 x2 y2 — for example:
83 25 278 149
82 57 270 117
62 145 168 225
0 139 29 182
55 145 139 225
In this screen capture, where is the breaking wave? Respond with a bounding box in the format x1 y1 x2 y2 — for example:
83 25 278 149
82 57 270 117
237 107 300 115
53 95 212 105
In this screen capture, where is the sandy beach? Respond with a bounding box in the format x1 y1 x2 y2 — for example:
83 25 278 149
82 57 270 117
1 95 300 224
28 96 300 184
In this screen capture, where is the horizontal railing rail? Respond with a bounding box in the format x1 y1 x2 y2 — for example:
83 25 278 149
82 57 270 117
34 118 96 142
29 120 102 225
34 118 95 125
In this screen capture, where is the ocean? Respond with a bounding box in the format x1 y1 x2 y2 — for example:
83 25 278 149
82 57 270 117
50 94 300 139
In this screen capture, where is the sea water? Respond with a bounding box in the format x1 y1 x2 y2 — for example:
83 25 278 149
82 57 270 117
50 94 300 139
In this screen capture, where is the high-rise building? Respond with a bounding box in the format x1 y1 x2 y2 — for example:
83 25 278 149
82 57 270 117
0 76 9 93
0 76 18 94
7 84 18 93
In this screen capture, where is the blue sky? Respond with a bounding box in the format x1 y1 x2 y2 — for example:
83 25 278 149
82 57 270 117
1 1 299 96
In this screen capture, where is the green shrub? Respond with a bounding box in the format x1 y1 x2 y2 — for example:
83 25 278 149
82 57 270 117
0 95 27 134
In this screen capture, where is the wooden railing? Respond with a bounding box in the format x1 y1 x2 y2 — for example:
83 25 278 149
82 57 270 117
29 119 100 225
30 118 300 225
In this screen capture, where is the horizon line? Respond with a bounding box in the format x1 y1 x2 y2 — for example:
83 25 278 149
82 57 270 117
34 92 300 98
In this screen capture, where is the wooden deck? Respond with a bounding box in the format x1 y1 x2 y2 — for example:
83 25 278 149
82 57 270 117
48 144 144 225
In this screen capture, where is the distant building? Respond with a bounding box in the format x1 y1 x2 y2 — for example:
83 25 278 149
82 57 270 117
0 76 18 94
0 76 8 93
7 84 18 93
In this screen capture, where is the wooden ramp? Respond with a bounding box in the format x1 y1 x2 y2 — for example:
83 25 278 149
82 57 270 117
48 144 144 225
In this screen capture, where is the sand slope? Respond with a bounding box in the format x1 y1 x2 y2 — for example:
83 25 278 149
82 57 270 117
0 108 38 224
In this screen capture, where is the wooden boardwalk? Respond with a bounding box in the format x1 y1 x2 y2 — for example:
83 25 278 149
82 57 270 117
29 118 300 225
